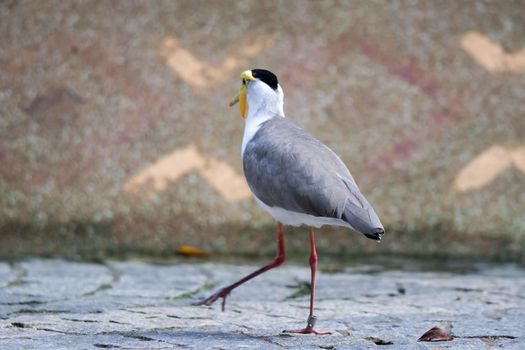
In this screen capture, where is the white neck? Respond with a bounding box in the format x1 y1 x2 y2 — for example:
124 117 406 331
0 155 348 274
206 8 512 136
241 81 285 156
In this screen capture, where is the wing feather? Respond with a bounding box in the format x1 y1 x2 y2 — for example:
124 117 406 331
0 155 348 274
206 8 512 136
243 117 384 236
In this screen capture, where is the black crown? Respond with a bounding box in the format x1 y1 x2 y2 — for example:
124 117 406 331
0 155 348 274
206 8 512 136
251 69 278 90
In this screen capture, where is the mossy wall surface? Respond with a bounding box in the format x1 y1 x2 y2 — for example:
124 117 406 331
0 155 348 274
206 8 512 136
1 1 524 259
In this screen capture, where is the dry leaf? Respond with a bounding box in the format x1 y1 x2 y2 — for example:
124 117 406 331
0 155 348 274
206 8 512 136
177 245 209 257
418 326 453 342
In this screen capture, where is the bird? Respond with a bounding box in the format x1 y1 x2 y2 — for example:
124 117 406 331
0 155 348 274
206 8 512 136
195 69 384 334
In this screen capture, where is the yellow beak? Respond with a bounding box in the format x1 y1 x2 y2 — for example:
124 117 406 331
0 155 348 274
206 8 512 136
229 70 256 119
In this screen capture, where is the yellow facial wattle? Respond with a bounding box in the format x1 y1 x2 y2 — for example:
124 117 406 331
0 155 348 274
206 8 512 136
239 84 247 118
229 70 256 119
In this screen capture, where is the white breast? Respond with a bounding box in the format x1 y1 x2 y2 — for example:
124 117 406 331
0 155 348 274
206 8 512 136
241 81 285 157
241 116 265 157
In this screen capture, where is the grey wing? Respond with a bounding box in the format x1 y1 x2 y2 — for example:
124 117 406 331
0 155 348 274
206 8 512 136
243 117 384 238
244 137 345 218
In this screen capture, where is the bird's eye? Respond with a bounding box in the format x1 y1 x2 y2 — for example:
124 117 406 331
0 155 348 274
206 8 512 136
242 79 246 85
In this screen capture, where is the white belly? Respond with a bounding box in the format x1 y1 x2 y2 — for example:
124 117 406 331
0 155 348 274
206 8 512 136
253 196 353 229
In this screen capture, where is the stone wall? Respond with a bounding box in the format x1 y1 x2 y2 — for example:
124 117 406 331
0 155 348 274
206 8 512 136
1 1 524 258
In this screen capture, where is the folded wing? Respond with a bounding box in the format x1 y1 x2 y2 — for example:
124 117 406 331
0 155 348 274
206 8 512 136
243 117 384 239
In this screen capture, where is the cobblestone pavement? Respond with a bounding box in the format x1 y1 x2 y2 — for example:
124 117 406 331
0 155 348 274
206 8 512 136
0 259 524 349
2 1 525 258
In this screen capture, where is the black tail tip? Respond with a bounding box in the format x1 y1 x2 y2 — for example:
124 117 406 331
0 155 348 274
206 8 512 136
364 228 385 241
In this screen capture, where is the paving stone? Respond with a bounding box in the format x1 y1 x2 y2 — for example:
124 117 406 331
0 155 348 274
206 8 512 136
0 259 524 349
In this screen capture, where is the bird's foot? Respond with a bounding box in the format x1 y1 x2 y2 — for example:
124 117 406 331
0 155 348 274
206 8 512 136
283 327 332 335
193 287 231 311
283 315 332 335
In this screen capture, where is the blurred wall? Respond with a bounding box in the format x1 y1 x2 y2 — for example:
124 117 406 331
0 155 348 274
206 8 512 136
0 0 524 258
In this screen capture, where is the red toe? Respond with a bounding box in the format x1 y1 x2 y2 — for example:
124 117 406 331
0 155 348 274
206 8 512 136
283 327 332 335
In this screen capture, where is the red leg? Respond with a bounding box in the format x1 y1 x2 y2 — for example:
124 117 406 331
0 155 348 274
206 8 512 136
284 227 332 335
194 223 286 311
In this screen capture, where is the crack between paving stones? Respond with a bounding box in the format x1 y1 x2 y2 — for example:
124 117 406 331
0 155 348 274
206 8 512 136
121 308 148 314
234 324 251 331
4 262 28 288
10 308 70 315
9 323 198 346
284 280 311 300
35 327 87 335
240 331 287 348
459 335 517 340
9 320 91 335
195 265 220 288
81 262 122 297
1 300 47 306
486 291 525 300
109 320 132 325
169 280 216 301
166 314 208 320
336 323 352 337
182 264 222 304
60 317 101 323
2 261 120 312
105 329 191 348
264 313 296 320
118 332 157 342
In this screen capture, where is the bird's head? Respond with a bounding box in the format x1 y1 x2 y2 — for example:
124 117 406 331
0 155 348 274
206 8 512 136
230 69 283 119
